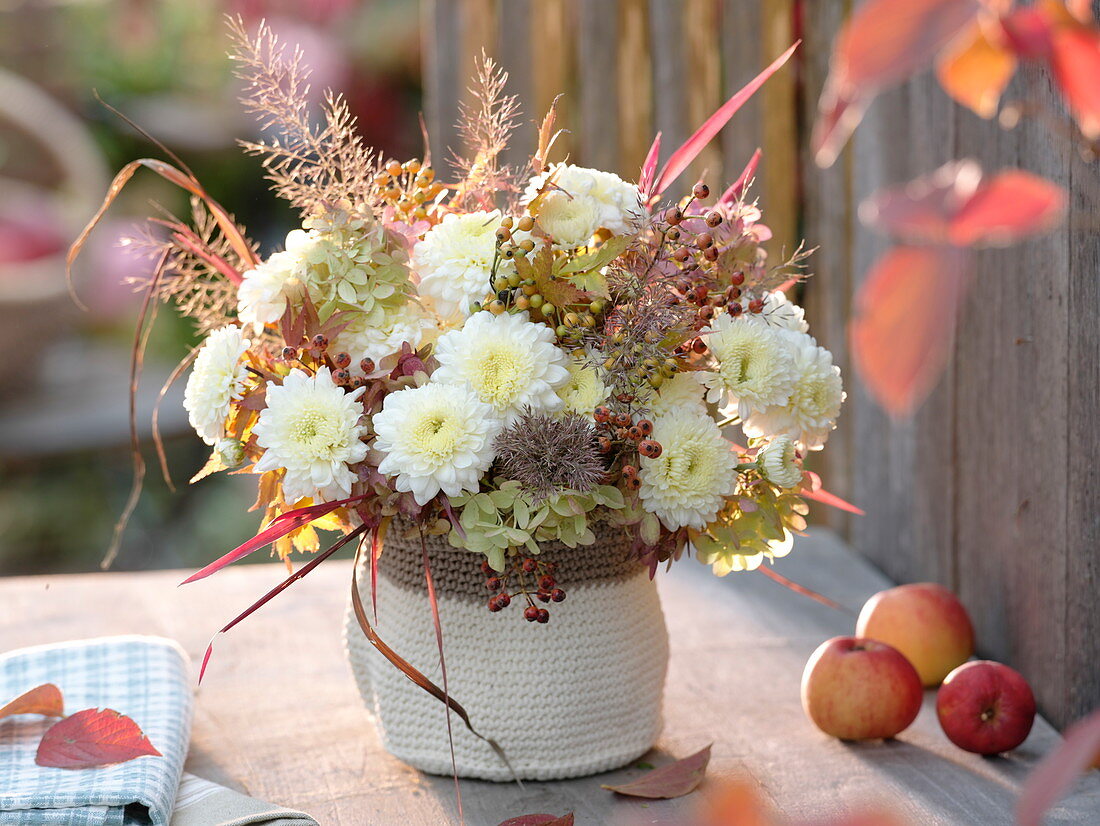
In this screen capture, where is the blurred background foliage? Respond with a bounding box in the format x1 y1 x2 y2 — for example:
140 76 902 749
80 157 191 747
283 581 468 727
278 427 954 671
0 0 422 574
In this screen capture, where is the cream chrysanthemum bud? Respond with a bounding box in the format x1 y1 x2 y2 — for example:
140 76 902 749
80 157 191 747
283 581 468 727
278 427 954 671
238 250 299 333
757 435 803 488
744 333 845 451
252 367 369 504
524 164 643 247
757 290 809 333
431 311 570 422
638 413 738 530
648 371 708 418
414 210 519 322
697 313 799 417
556 357 609 416
183 325 250 446
372 382 501 505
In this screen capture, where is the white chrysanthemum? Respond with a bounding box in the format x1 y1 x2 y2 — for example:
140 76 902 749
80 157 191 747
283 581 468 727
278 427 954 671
744 334 845 451
432 311 569 422
237 249 300 333
648 371 708 418
697 313 799 418
333 301 437 376
638 414 738 530
373 382 501 505
557 357 608 416
183 325 250 446
252 367 368 503
758 435 803 488
414 210 514 322
757 291 809 333
525 164 643 246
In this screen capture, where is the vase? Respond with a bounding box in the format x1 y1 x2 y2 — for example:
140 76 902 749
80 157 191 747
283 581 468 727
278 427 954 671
343 518 669 781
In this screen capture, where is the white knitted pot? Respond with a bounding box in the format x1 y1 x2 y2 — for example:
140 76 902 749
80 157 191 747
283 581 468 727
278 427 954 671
343 520 669 781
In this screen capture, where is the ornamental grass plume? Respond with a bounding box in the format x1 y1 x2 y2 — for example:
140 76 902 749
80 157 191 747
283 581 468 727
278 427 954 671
493 410 606 499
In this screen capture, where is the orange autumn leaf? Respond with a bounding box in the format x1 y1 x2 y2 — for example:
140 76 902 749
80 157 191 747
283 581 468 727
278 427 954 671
849 245 972 416
936 20 1017 117
0 684 65 720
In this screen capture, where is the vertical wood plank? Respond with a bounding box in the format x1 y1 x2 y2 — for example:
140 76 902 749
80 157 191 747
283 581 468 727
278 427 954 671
952 62 1070 727
684 0 723 187
648 0 689 188
720 0 763 185
759 0 798 262
531 0 573 163
496 0 536 174
421 0 462 175
617 0 653 177
577 0 621 173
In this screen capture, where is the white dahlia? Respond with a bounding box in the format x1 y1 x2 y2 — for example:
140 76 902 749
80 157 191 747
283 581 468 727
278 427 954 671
648 371 708 418
525 164 643 246
237 249 300 333
557 357 608 416
638 414 738 530
697 313 799 418
431 311 569 422
414 210 515 322
757 435 803 489
744 334 844 451
252 367 369 504
183 325 250 446
372 382 501 505
757 290 809 333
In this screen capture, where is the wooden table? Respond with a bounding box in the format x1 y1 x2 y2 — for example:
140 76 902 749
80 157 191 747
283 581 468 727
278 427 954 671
2 531 1098 825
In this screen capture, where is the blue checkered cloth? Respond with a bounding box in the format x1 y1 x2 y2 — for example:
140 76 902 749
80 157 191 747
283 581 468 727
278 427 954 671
0 636 193 826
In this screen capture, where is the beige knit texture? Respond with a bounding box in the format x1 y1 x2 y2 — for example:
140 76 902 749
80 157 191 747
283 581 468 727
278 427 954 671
343 521 670 781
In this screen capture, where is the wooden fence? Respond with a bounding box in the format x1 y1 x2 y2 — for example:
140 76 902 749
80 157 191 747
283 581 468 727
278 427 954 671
420 0 1100 730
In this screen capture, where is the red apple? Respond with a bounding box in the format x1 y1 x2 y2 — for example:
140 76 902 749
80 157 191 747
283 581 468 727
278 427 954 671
801 636 924 740
856 583 974 686
936 660 1036 755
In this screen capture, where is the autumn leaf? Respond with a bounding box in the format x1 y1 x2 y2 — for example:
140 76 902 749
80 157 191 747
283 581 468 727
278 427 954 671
1017 707 1100 825
36 708 161 769
601 744 712 799
936 19 1017 118
0 684 65 720
497 816 573 826
514 247 590 308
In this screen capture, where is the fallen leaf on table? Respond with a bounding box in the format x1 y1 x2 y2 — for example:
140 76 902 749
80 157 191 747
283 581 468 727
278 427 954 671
497 814 574 826
0 684 65 720
36 708 161 769
601 744 712 799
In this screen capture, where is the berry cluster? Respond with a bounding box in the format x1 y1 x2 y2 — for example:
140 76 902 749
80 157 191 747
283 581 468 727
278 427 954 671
481 557 567 623
280 339 378 389
374 159 445 224
593 406 662 490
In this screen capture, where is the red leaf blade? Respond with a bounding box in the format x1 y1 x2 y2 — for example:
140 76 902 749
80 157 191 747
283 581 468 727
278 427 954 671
0 684 65 720
36 708 161 769
601 744 712 799
849 245 972 416
653 43 798 197
1017 708 1100 825
638 132 661 199
718 148 762 206
947 170 1067 246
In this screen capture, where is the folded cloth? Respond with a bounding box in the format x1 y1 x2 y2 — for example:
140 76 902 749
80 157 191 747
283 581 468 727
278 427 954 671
0 636 192 826
170 774 317 826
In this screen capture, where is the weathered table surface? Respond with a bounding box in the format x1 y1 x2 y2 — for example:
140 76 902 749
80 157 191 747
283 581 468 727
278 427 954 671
2 531 1098 825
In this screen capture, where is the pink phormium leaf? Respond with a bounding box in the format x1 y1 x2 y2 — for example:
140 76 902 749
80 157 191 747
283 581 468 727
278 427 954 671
1017 707 1100 826
638 132 661 199
601 744 712 799
0 684 65 720
36 708 161 769
497 815 573 826
718 148 762 206
652 43 798 198
849 244 972 416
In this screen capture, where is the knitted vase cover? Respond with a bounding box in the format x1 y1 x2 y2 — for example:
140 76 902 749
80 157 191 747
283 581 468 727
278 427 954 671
343 518 670 781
